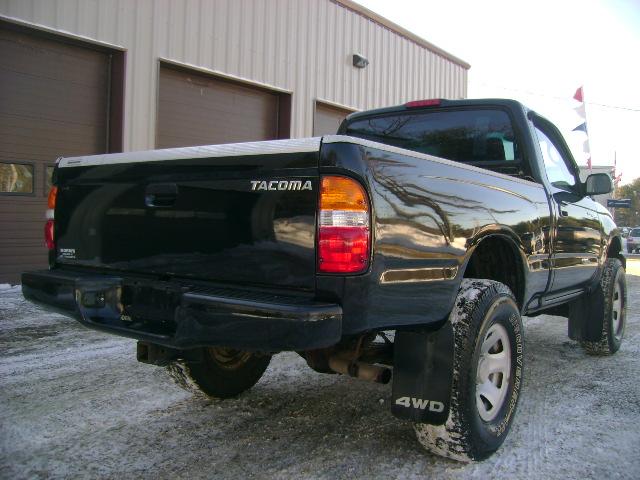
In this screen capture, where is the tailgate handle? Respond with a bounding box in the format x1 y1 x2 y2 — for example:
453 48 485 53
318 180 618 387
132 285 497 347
145 183 178 207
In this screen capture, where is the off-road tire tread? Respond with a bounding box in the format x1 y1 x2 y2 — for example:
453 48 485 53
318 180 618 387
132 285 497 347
580 258 626 355
414 279 523 462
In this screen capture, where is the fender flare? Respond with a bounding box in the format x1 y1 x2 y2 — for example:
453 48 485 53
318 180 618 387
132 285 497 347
458 227 529 307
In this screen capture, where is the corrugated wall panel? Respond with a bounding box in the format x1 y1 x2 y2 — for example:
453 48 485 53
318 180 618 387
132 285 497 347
0 0 468 149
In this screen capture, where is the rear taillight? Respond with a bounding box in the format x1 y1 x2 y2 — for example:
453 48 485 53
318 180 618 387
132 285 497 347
45 186 57 250
45 220 55 250
318 176 370 274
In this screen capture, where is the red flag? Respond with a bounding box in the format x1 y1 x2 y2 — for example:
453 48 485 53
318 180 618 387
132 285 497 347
574 86 584 103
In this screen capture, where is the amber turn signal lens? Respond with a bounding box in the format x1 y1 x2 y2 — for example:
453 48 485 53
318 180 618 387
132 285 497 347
47 186 58 209
320 176 368 212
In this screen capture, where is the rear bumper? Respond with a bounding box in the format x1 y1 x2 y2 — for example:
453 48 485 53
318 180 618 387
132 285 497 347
22 269 342 351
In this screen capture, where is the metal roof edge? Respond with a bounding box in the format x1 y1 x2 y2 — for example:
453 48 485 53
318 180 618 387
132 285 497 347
333 0 471 70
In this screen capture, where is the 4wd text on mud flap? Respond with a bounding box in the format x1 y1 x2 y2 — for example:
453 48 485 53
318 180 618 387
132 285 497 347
395 397 445 412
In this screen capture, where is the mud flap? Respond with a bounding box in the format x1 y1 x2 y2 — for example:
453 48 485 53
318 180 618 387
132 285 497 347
568 288 605 342
391 322 454 425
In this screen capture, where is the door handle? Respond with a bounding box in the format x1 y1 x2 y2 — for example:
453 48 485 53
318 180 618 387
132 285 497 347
145 183 178 207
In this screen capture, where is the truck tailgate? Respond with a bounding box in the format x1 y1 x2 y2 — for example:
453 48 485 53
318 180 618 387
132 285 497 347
53 139 320 291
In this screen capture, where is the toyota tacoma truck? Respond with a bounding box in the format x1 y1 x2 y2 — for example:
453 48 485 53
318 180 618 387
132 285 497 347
22 98 626 461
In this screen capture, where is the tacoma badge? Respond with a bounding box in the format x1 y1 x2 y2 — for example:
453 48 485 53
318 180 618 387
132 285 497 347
250 180 312 191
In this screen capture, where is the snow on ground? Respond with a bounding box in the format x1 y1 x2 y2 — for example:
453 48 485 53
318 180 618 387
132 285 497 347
1 268 639 479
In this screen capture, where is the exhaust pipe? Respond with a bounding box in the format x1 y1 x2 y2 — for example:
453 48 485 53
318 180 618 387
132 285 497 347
328 355 391 384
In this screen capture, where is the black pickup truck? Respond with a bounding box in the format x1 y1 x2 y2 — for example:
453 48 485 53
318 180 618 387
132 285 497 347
22 98 626 461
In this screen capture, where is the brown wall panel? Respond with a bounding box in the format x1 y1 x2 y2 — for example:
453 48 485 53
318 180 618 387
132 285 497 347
0 24 111 284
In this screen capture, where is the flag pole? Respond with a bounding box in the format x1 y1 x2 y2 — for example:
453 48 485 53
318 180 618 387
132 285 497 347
584 91 592 173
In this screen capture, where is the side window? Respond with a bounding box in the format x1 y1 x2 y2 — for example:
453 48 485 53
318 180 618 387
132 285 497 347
535 127 576 191
0 162 34 194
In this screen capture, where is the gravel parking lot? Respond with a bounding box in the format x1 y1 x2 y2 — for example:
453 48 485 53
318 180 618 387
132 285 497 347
1 264 640 479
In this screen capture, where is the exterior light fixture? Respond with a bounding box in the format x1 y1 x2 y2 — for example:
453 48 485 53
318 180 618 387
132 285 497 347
353 53 369 68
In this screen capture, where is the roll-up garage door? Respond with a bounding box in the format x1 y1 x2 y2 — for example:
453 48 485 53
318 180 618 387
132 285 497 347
0 23 111 284
157 63 290 148
313 102 354 136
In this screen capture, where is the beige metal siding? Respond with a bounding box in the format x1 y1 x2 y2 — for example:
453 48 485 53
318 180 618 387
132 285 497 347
0 0 467 154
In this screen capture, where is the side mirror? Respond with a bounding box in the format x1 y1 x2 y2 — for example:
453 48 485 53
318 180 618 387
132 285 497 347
585 173 613 196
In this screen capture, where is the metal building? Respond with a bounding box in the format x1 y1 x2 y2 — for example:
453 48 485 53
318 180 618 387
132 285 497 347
0 0 469 284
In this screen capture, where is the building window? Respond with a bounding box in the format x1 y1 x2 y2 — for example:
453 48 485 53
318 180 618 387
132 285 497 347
45 165 56 192
0 162 34 194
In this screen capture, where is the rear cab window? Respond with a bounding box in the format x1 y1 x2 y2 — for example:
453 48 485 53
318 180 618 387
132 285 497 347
341 108 528 177
631 229 640 237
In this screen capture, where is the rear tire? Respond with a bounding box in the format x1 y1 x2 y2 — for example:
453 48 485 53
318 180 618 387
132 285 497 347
414 279 524 462
580 259 627 355
167 347 271 398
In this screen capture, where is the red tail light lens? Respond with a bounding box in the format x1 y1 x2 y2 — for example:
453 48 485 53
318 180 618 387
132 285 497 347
318 176 370 274
45 219 55 250
45 186 57 250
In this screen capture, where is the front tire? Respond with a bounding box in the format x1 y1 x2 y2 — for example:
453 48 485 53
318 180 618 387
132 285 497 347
414 279 524 462
167 347 271 398
581 258 627 355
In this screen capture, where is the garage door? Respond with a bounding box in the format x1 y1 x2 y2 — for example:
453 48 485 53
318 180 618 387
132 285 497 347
313 102 354 136
0 24 111 284
157 63 290 148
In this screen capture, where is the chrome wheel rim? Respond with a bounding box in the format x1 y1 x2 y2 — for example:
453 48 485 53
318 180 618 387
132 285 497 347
612 280 624 340
476 323 511 422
